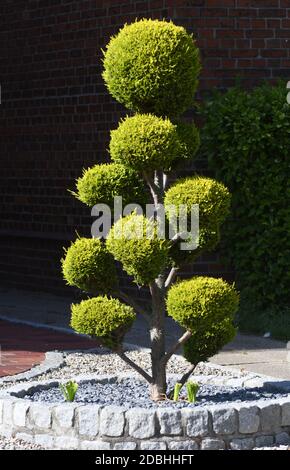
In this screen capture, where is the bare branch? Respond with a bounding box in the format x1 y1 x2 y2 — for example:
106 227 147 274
143 171 160 207
161 330 192 366
165 267 179 289
116 349 153 384
116 291 151 324
163 172 168 191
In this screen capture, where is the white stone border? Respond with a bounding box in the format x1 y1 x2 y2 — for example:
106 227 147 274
0 373 290 450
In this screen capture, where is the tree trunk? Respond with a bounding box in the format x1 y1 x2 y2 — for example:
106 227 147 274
149 275 167 401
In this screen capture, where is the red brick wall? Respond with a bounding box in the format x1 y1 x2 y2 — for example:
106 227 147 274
0 0 289 293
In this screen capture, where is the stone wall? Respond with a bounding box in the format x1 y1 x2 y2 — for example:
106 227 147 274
1 376 290 450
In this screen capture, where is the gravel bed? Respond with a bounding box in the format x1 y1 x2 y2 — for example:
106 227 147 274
24 376 288 409
0 347 246 391
0 436 43 450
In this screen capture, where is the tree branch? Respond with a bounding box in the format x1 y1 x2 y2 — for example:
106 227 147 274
165 267 179 289
143 171 160 207
115 349 153 384
116 290 151 324
161 330 192 366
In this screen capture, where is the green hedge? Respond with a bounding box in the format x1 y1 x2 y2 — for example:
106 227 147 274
201 82 290 327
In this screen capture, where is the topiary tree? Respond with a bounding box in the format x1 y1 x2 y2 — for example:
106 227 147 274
62 19 239 401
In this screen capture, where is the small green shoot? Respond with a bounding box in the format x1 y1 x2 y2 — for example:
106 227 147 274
59 380 78 402
173 382 183 401
186 381 199 403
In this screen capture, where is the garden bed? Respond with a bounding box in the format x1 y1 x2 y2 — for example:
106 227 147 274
1 369 290 450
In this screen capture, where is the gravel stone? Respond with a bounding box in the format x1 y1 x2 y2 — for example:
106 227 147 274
238 406 260 434
99 407 125 437
0 435 43 450
157 409 182 436
212 408 237 435
127 408 156 439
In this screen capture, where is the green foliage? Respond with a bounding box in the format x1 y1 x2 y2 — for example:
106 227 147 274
186 381 199 403
62 237 117 293
238 304 290 341
173 383 182 402
164 176 231 265
183 318 237 365
59 381 78 402
201 82 290 315
106 213 169 285
167 276 239 331
110 114 181 172
71 296 136 348
75 163 148 209
102 18 200 117
174 121 200 164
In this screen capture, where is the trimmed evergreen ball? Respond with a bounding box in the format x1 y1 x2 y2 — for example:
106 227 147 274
103 19 200 117
165 176 231 225
110 114 181 172
183 318 236 365
175 121 200 163
165 176 230 264
71 296 136 348
75 163 148 209
62 237 117 293
106 213 169 285
167 276 239 331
